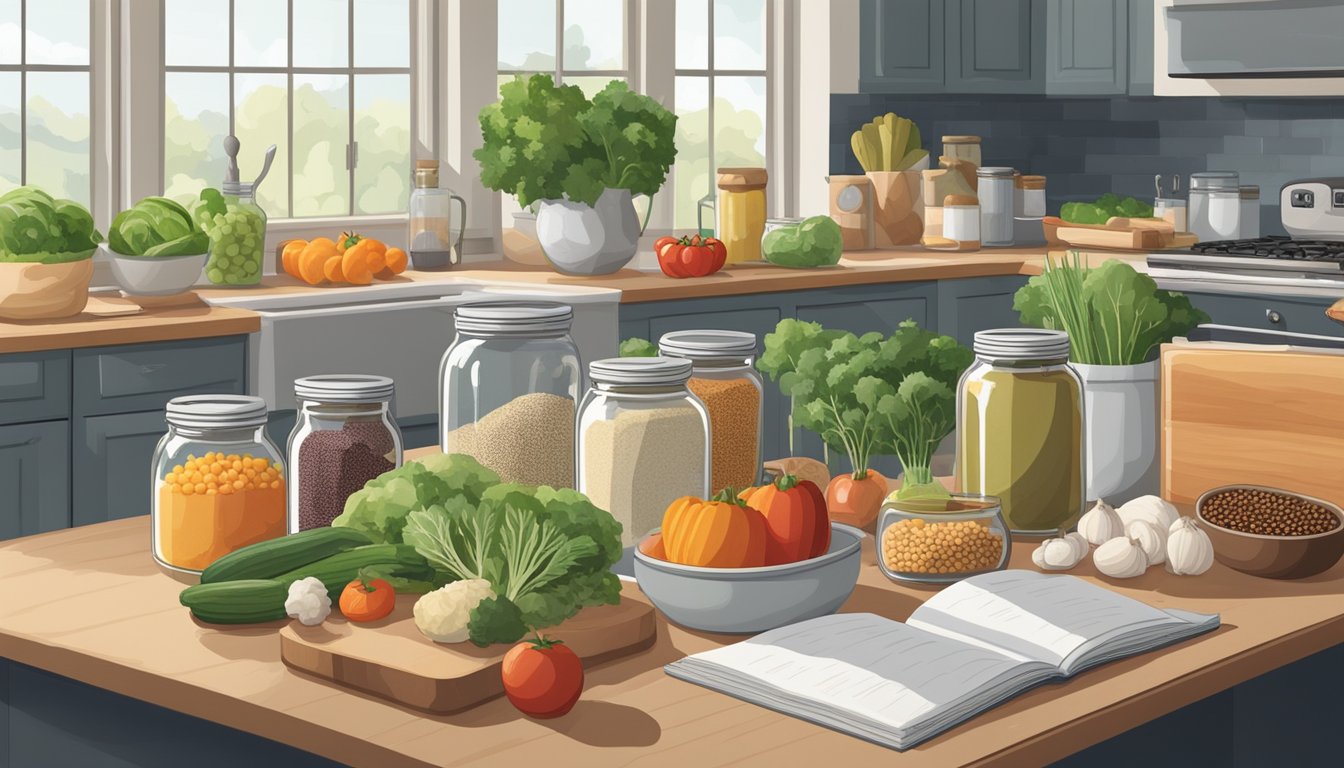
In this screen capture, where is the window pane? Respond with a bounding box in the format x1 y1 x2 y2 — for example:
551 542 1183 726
293 0 349 68
0 0 19 65
354 0 409 67
675 0 708 70
235 0 287 67
0 72 18 192
26 0 88 66
165 0 228 67
498 0 556 71
714 0 765 70
235 74 290 218
673 76 710 231
354 74 409 215
293 74 349 217
714 76 766 169
563 0 623 71
25 72 89 205
563 75 623 99
164 73 229 206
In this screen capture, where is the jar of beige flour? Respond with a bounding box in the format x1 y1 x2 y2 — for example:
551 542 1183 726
577 358 711 546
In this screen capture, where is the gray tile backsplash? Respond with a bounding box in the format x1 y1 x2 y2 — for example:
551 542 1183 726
831 94 1344 236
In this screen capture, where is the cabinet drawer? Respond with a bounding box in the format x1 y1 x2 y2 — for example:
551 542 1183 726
0 350 71 426
73 336 246 417
1184 293 1342 338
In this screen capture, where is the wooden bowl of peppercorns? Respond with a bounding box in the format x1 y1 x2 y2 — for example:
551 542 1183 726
1196 485 1344 579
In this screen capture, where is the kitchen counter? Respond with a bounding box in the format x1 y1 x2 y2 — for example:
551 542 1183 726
0 291 260 354
1 501 1339 766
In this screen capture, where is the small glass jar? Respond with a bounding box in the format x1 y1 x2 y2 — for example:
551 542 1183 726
1155 197 1188 233
577 358 711 546
876 493 1010 584
977 167 1016 246
658 330 764 495
1015 174 1046 218
440 302 582 488
941 135 982 172
717 167 768 264
288 375 403 532
942 194 980 249
956 329 1085 536
203 182 267 286
1189 171 1240 242
152 395 286 574
408 160 467 270
1239 185 1260 238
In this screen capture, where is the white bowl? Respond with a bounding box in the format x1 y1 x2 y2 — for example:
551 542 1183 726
104 244 208 296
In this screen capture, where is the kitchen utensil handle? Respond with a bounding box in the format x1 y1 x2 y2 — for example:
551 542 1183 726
450 193 467 254
1155 174 1163 199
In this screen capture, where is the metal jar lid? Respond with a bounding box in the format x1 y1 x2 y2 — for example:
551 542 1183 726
588 357 693 387
658 330 758 361
1239 185 1260 200
973 329 1072 363
294 374 396 403
1190 171 1240 191
454 301 573 336
166 394 269 429
976 166 1015 178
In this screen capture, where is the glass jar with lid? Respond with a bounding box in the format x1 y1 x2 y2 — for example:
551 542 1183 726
956 329 1085 535
658 330 764 495
1188 171 1240 242
977 167 1016 246
440 301 581 488
577 358 711 546
288 375 403 532
152 395 286 574
408 159 467 270
202 181 268 286
941 136 982 172
717 167 768 264
877 493 1010 584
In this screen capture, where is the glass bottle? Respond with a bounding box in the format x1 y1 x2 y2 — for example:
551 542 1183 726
876 493 1010 584
717 167 768 264
152 395 286 574
408 160 467 270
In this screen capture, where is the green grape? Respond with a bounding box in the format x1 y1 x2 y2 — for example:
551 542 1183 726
207 268 223 283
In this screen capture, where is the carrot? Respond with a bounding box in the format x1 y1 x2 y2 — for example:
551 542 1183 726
298 237 337 285
281 239 308 279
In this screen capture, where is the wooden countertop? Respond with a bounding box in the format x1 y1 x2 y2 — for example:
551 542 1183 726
1 506 1340 767
0 292 260 355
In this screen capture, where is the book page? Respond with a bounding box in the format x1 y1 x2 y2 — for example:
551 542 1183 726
908 571 1182 667
677 613 1048 729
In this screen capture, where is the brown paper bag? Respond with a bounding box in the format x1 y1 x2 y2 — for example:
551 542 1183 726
867 171 925 247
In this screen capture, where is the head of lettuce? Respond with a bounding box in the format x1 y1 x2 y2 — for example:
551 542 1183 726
0 186 102 264
109 196 210 258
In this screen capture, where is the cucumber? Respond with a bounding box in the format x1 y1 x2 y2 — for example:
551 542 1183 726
274 544 434 601
200 527 372 584
180 580 289 625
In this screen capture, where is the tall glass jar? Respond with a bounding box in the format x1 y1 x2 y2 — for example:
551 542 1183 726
977 167 1015 246
152 395 286 574
717 167 768 264
1188 171 1240 242
941 136 982 173
288 375 403 532
956 329 1085 535
202 182 267 286
440 302 581 488
658 330 764 494
577 358 711 546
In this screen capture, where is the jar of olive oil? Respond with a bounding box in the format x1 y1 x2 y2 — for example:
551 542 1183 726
956 329 1085 535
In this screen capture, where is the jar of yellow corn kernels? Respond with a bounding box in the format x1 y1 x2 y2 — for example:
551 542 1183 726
151 395 287 574
876 493 1009 584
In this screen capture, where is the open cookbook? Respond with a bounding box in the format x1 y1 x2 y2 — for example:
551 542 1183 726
664 570 1220 750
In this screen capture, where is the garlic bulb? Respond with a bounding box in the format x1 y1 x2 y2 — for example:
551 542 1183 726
1093 536 1148 578
1032 537 1085 570
1125 519 1166 566
1166 517 1214 576
1063 531 1090 562
1118 495 1179 534
1079 499 1124 545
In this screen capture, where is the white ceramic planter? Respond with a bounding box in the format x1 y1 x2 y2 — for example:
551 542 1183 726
1074 360 1159 505
535 187 641 275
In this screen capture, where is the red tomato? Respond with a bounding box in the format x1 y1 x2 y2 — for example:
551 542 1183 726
656 234 725 279
501 636 584 718
704 237 727 271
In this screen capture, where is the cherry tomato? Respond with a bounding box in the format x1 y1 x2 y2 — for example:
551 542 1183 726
501 636 584 718
338 571 396 623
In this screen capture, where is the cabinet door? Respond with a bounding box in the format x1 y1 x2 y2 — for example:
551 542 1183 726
937 275 1030 347
73 411 166 527
1046 0 1127 95
859 0 945 93
0 350 71 427
946 0 1044 93
0 421 70 540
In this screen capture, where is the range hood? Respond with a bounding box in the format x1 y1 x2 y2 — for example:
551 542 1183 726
1166 1 1344 78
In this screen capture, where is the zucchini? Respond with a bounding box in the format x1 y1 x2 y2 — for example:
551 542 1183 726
200 527 372 584
275 544 434 601
180 580 289 625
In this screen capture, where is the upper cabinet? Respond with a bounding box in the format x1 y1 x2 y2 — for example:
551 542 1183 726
946 0 1044 94
1044 0 1127 95
859 0 947 93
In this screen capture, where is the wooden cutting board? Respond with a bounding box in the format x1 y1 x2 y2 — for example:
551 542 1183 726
280 595 657 713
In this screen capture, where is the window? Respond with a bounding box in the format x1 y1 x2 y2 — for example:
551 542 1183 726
673 0 768 230
496 0 628 97
0 0 92 205
162 0 412 220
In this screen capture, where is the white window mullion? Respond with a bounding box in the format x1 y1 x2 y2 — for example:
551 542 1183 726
447 0 501 253
639 0 674 234
121 0 165 216
91 0 118 230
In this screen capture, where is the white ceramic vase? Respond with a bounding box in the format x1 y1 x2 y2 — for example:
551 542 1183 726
535 187 641 275
1074 360 1159 505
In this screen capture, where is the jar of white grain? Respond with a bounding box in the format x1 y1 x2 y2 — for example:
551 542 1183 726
577 358 711 546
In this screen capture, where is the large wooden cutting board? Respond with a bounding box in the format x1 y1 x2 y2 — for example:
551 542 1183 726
280 595 657 713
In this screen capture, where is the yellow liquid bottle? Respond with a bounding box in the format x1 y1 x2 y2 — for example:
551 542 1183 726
717 167 768 264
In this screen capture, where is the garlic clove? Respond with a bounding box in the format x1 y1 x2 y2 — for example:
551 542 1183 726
1035 537 1082 570
1079 499 1124 546
1093 535 1149 579
1118 495 1179 534
1166 517 1214 576
1063 531 1090 562
1031 545 1049 569
1125 519 1167 566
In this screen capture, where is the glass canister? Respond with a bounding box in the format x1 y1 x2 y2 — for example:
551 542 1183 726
1188 171 1240 242
288 375 403 532
877 493 1010 584
941 136 982 174
977 167 1015 246
717 167 768 264
577 357 711 546
956 329 1085 536
658 330 764 495
1239 185 1260 238
941 194 980 249
1015 174 1046 218
202 182 268 286
440 301 582 488
152 395 286 574
408 159 467 270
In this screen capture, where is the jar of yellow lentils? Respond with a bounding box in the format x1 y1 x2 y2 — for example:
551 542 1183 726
876 493 1010 584
717 167 768 264
151 395 287 574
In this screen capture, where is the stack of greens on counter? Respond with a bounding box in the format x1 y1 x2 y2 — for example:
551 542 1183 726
762 215 844 269
1059 193 1154 225
0 186 101 264
1014 252 1208 365
109 197 211 257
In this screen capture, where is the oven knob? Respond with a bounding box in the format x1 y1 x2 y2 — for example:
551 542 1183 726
1266 309 1283 324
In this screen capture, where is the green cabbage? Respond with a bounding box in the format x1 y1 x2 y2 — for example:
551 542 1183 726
109 196 211 257
0 186 101 264
762 215 844 268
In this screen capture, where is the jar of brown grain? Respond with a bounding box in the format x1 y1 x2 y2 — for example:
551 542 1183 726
658 330 764 495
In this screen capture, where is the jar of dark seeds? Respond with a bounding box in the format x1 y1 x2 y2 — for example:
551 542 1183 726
288 374 403 532
1200 487 1340 537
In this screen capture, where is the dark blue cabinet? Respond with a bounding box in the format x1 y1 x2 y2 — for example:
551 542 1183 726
946 0 1045 94
859 0 946 93
1045 0 1128 95
72 411 170 527
0 421 70 539
937 274 1030 346
1182 291 1342 338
